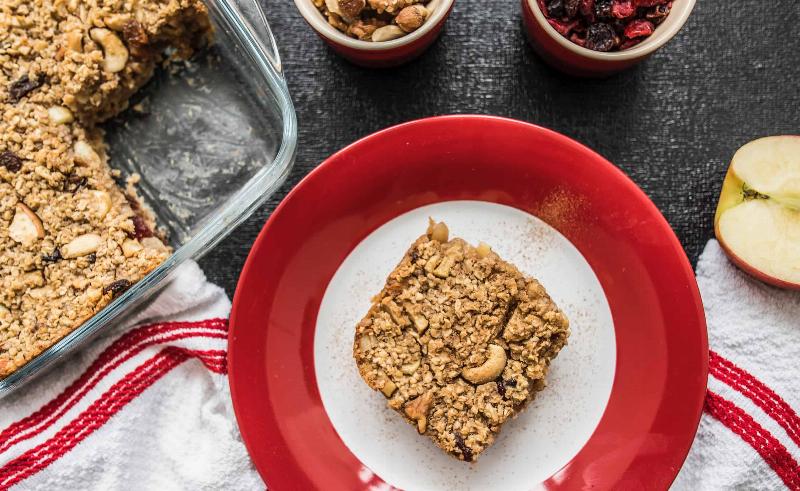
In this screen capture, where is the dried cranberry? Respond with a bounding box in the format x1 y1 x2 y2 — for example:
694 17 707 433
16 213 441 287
579 0 596 20
594 0 613 19
611 0 635 18
537 0 548 13
633 0 668 6
585 23 617 51
496 379 506 397
548 18 582 35
645 3 671 24
610 18 627 34
8 73 46 103
624 19 655 38
103 279 132 298
546 0 565 18
0 151 22 173
542 0 666 51
131 215 153 239
564 0 580 18
453 433 473 462
619 38 643 49
42 248 62 263
570 32 587 47
122 20 149 55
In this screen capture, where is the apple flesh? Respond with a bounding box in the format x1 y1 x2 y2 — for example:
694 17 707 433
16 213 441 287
714 136 800 289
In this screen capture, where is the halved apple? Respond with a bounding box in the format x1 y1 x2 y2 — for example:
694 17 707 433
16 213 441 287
714 136 800 289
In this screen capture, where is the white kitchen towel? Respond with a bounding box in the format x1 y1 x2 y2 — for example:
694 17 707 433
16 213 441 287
2 243 799 490
673 240 800 490
0 261 263 490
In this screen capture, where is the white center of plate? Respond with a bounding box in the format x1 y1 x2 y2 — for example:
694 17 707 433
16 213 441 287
314 201 616 491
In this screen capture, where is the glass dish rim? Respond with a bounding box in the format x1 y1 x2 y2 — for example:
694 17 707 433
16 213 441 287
0 0 298 398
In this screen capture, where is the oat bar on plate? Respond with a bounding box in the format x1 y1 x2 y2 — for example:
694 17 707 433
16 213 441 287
0 0 212 378
353 220 570 461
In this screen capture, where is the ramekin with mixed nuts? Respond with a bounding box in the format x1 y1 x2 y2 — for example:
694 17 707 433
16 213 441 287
313 0 441 42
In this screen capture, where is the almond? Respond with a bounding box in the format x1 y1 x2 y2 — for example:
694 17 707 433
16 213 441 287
395 4 429 33
9 203 44 245
371 25 405 42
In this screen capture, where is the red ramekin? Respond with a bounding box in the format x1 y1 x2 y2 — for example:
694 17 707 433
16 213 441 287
522 0 696 77
294 0 455 67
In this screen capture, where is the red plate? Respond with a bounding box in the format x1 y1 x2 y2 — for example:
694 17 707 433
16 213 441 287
228 115 708 490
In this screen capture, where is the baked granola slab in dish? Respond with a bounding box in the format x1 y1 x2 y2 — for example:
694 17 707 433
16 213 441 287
228 116 707 490
0 0 212 378
0 0 297 390
353 220 570 462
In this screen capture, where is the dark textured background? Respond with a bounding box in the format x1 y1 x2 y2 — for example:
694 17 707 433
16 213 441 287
199 0 800 296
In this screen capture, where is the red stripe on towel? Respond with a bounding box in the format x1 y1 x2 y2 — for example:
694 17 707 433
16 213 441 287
0 319 226 446
710 350 800 449
0 347 226 488
0 319 227 453
705 390 800 490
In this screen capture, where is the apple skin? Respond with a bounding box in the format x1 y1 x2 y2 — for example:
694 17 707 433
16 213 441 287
714 139 800 290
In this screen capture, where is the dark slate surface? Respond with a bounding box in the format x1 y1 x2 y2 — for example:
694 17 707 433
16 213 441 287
199 0 800 296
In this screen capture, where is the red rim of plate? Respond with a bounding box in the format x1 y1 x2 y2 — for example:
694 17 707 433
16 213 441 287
228 115 708 490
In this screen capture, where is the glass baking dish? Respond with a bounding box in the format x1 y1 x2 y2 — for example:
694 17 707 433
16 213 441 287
0 0 297 398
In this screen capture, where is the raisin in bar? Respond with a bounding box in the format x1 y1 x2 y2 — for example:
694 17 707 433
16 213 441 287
353 220 570 461
0 0 212 378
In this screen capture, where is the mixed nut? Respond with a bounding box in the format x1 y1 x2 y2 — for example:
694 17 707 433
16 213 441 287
539 0 673 52
312 0 439 42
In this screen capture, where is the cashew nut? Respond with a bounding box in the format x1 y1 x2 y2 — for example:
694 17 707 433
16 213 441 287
9 203 44 245
48 106 74 125
90 28 128 73
475 241 492 258
121 238 143 257
325 0 341 14
61 233 102 258
404 391 434 433
371 25 405 42
427 218 449 242
74 141 102 167
80 189 112 219
461 344 507 384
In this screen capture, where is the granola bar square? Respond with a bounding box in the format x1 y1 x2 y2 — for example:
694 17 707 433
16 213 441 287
353 220 570 461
